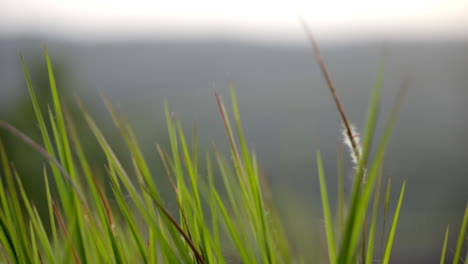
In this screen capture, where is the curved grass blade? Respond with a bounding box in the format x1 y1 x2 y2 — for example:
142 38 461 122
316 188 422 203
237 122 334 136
0 121 85 202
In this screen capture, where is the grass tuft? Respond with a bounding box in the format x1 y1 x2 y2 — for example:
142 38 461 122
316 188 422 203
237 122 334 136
0 40 464 264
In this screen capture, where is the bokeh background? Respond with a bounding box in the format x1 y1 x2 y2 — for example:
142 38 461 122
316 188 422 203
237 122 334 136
1 0 467 263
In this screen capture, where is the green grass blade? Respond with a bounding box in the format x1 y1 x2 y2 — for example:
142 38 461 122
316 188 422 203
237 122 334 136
0 213 20 263
382 181 406 264
365 168 383 264
44 168 58 255
29 222 39 263
44 47 75 177
213 190 253 262
20 53 73 217
229 86 253 176
380 177 392 259
440 225 449 264
14 170 55 263
452 202 468 264
316 150 336 264
142 186 206 264
337 143 345 231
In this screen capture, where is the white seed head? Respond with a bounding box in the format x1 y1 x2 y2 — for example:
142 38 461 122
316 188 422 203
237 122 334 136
342 123 362 168
342 123 368 183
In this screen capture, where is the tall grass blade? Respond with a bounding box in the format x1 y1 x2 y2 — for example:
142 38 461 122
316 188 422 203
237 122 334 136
365 168 383 264
440 225 449 264
380 177 392 259
382 181 406 264
316 150 337 264
452 202 468 264
337 142 345 231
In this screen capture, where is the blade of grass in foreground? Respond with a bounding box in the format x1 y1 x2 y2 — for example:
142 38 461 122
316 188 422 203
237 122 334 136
316 150 336 264
440 225 449 264
44 47 75 179
20 54 74 215
365 167 383 264
382 181 406 264
337 142 345 231
452 202 468 264
380 177 392 260
14 168 55 263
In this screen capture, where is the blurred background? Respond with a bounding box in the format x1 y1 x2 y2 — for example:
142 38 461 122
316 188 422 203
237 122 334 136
1 0 467 263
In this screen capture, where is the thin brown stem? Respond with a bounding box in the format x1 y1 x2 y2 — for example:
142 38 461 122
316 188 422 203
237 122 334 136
143 186 206 264
299 17 361 162
155 144 194 241
0 120 85 203
51 199 81 264
214 90 247 183
91 175 113 228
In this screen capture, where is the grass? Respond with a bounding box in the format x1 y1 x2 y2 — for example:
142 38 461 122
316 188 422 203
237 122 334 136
0 29 467 263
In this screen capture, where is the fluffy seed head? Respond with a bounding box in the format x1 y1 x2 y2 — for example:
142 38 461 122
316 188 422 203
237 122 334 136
342 123 362 168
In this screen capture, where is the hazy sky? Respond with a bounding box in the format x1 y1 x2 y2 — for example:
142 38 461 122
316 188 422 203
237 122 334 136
1 0 467 42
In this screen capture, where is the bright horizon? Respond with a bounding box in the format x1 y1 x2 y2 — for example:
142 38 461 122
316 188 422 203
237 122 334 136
1 0 467 42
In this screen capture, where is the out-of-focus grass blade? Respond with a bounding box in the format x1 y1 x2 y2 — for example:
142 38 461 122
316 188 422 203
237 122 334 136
79 102 143 208
382 181 406 264
0 140 30 262
365 168 383 264
44 47 75 178
101 93 162 203
380 177 392 259
204 154 226 264
229 86 253 176
214 91 246 182
316 150 337 264
51 199 81 264
440 225 449 264
465 247 468 264
14 169 56 263
213 189 253 262
65 110 133 263
19 53 56 161
20 53 72 217
337 142 345 231
0 212 19 263
29 222 39 263
0 142 12 223
44 169 58 254
452 202 468 264
214 153 253 262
